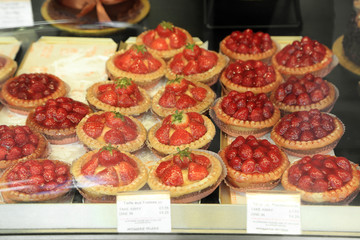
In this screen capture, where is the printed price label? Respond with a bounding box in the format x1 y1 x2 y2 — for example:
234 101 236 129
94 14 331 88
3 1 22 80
0 0 34 29
117 191 171 233
246 191 301 235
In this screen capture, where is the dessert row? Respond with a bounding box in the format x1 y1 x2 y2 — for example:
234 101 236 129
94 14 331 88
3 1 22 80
0 23 357 205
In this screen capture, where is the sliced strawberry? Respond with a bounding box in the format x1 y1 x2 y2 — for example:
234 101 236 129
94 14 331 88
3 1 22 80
191 153 211 168
169 31 187 49
142 30 156 46
170 111 190 129
197 54 217 72
150 38 168 50
117 161 138 185
186 112 204 124
117 94 136 107
159 91 176 108
104 129 125 144
81 155 99 176
183 43 201 60
175 94 196 109
129 58 148 74
182 60 199 75
114 52 133 70
83 121 104 139
169 56 185 74
98 83 115 93
188 162 209 181
160 164 184 186
169 129 193 146
98 90 118 106
114 77 136 95
147 57 162 72
189 120 207 140
165 77 189 95
118 124 138 141
190 86 207 101
95 166 119 187
155 124 171 144
156 160 173 178
104 111 125 128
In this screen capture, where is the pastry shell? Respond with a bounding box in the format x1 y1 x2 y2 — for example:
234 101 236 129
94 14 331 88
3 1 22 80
219 147 289 191
165 51 229 86
0 54 17 86
281 159 360 203
86 80 151 116
147 150 224 200
147 115 216 156
71 150 148 201
151 82 216 118
76 111 147 152
0 159 72 203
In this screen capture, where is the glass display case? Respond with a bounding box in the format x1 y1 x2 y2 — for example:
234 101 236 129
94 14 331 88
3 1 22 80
0 0 360 239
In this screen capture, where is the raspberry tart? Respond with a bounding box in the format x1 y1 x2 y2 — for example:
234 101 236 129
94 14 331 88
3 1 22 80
270 73 337 114
0 158 72 203
147 111 216 156
219 135 289 191
76 111 146 152
148 148 224 202
211 91 280 137
26 97 92 144
0 73 68 115
271 36 333 78
220 59 282 95
151 76 216 118
136 21 194 61
86 77 151 116
71 145 148 202
166 43 228 86
270 109 344 157
106 44 166 89
281 154 360 204
219 29 277 62
0 54 17 86
0 125 49 169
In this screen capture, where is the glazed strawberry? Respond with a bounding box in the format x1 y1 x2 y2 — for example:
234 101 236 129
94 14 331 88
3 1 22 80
117 161 138 185
188 162 209 181
190 86 207 101
96 166 119 187
183 43 201 60
172 148 192 169
160 164 184 186
170 129 193 146
156 160 173 178
104 129 125 144
98 145 123 167
155 21 174 38
164 110 190 129
165 76 190 95
159 91 176 108
82 121 104 139
189 120 207 140
176 94 197 109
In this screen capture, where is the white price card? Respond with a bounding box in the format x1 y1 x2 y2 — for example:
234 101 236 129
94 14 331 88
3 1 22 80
246 191 301 235
0 0 34 29
117 191 171 233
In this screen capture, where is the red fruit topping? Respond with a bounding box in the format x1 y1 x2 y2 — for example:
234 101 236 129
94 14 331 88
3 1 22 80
160 164 184 186
188 162 209 181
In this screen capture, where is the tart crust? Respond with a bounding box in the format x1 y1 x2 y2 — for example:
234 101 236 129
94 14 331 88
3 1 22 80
0 54 17 85
1 73 68 115
71 150 148 200
147 115 216 156
220 67 283 95
165 51 228 86
219 148 289 191
270 82 337 114
212 98 281 137
281 160 360 203
270 114 344 156
136 28 194 61
86 80 151 116
76 111 147 152
151 82 216 118
219 37 277 62
105 49 167 89
147 150 223 198
271 46 333 77
0 159 72 203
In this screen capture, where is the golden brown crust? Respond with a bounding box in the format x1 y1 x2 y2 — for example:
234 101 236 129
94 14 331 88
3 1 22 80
1 73 68 113
86 81 151 116
151 82 216 118
281 160 360 203
212 97 281 137
219 37 277 62
105 49 167 89
136 27 194 60
271 46 333 77
0 54 17 86
0 159 72 203
147 150 223 198
147 115 216 156
219 148 289 191
220 67 283 95
270 82 337 114
165 52 228 86
76 111 147 152
270 114 344 152
71 150 148 199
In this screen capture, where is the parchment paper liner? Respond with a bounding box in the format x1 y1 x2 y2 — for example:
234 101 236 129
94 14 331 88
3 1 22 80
209 98 280 138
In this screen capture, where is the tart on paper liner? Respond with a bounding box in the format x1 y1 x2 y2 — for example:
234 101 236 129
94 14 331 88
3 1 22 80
270 110 345 158
0 53 17 86
147 149 226 203
210 91 281 138
86 78 151 117
219 29 278 63
106 45 167 89
151 77 216 118
220 59 283 95
0 125 50 169
281 154 360 204
165 43 229 86
0 158 72 203
71 146 148 203
147 111 216 157
270 74 339 115
0 73 68 115
76 111 147 152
